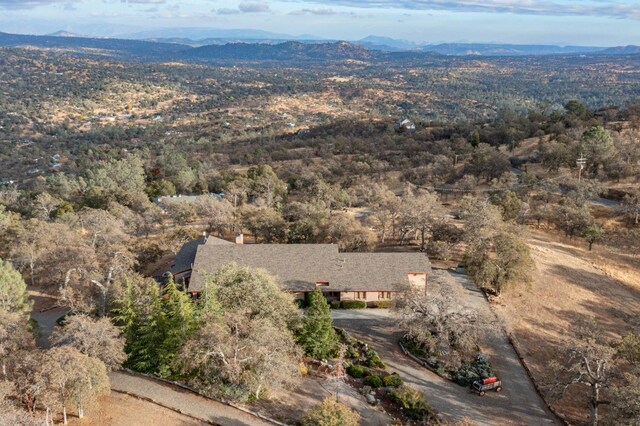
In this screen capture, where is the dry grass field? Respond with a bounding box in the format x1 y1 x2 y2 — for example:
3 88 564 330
492 228 640 424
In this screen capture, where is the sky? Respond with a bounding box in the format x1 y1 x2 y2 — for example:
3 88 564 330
0 0 639 46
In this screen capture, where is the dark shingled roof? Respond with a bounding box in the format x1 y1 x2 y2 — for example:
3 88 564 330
188 243 430 293
171 236 232 275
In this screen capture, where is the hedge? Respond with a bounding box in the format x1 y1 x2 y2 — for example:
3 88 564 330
368 300 394 309
330 301 341 309
340 300 367 309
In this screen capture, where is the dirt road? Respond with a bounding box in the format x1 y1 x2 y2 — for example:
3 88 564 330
331 274 559 426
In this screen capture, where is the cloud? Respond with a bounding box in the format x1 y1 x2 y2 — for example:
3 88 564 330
216 7 241 14
0 0 72 9
238 1 270 13
289 8 337 16
294 0 640 20
122 0 165 4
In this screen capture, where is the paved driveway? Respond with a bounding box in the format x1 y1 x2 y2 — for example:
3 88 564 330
110 371 274 426
331 276 558 426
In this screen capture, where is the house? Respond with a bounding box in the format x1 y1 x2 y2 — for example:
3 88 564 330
395 118 416 133
171 234 430 305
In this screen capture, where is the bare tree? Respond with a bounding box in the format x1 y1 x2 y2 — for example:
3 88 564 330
50 315 126 371
394 272 493 366
0 311 36 379
547 319 615 426
40 346 109 424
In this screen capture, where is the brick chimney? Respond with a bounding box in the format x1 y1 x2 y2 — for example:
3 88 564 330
235 233 244 244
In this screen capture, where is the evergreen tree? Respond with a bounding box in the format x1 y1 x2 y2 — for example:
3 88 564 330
111 273 196 377
296 289 338 359
155 275 198 377
0 258 31 313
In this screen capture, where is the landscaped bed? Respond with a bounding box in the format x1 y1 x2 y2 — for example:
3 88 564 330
336 328 438 424
400 335 495 387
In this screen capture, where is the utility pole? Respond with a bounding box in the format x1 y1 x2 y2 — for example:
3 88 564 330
577 153 587 183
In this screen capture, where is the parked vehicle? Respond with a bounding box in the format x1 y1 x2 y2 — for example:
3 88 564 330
471 377 503 396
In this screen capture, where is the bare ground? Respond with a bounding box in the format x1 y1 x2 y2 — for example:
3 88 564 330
68 392 200 426
491 228 640 424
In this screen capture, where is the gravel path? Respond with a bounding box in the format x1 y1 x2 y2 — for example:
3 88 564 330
331 273 559 426
109 371 274 426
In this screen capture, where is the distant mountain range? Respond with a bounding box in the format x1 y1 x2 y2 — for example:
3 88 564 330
0 31 639 62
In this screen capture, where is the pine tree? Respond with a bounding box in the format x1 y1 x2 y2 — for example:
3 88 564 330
296 289 338 359
0 258 31 313
155 275 197 377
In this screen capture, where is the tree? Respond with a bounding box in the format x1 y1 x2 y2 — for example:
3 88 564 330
6 219 56 287
0 259 31 313
179 312 301 401
583 225 603 251
302 396 361 426
580 126 614 175
196 196 233 236
465 232 534 296
199 263 300 331
552 200 593 238
324 213 377 252
399 190 444 251
240 205 287 243
296 289 338 359
549 319 614 426
41 346 110 424
146 179 176 199
394 272 492 366
466 143 511 181
117 274 196 377
246 164 287 208
50 315 126 371
0 311 35 379
85 155 148 209
619 191 640 225
490 190 523 222
609 372 640 425
616 332 640 366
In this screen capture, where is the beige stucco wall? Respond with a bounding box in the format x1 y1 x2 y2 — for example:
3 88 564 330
408 272 428 290
339 291 393 301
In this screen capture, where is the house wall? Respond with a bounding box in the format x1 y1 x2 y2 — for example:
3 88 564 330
339 291 394 302
408 272 428 290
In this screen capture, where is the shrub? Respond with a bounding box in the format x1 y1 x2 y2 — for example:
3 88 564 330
330 300 341 309
295 299 307 309
365 350 385 368
368 300 394 309
340 300 367 309
346 346 359 359
364 375 383 388
302 396 360 426
452 353 495 386
390 385 432 420
383 374 403 387
346 364 367 378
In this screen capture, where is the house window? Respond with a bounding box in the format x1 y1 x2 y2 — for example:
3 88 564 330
378 292 391 300
356 292 366 300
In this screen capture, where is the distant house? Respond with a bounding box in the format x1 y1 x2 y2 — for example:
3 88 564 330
171 235 430 305
395 118 416 133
